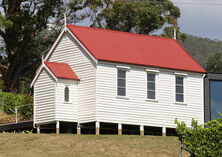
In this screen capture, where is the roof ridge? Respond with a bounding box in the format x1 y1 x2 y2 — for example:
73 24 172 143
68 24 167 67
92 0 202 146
66 24 174 41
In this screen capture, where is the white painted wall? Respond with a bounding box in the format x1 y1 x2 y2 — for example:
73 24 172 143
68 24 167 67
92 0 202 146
55 79 78 122
96 62 204 128
34 29 204 129
34 69 56 124
48 32 96 123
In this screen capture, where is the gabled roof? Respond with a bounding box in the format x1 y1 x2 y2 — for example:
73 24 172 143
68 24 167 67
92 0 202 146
67 25 206 73
44 61 79 80
30 61 79 87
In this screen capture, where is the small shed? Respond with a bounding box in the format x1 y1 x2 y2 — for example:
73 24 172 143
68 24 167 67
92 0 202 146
31 61 79 133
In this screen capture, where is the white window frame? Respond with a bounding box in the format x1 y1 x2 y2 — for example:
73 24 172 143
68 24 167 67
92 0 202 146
174 73 187 105
64 85 70 102
116 66 130 99
146 69 159 102
64 84 72 104
147 73 156 100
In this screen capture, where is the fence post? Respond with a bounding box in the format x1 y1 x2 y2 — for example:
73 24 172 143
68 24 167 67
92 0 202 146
15 106 18 124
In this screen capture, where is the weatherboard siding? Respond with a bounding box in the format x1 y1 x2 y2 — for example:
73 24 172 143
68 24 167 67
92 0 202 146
55 79 78 122
96 62 204 128
34 69 56 124
48 32 96 123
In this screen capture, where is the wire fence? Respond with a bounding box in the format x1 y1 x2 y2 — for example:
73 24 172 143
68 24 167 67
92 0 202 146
0 104 33 125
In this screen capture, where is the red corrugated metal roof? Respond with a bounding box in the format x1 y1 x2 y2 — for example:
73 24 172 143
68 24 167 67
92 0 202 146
44 61 79 80
67 25 206 73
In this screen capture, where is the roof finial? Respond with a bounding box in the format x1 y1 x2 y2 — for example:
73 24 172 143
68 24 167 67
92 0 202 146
64 13 67 26
173 19 177 40
174 28 176 40
42 55 44 65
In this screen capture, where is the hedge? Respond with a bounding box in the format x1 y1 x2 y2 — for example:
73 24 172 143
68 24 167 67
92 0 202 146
0 92 33 119
175 115 222 157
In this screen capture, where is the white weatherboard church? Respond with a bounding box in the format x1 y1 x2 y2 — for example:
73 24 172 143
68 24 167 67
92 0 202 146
31 24 206 136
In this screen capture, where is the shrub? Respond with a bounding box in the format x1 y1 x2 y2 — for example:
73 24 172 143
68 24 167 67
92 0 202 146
175 115 222 157
0 92 33 119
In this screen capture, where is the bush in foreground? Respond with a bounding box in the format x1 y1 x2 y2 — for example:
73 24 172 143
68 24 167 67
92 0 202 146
175 115 222 157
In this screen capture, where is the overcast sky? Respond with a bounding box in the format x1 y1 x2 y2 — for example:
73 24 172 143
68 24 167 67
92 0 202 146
171 0 222 40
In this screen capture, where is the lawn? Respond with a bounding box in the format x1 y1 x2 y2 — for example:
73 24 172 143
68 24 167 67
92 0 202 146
0 134 189 157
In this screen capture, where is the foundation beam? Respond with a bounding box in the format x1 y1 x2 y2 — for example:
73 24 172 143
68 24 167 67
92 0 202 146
140 125 144 136
162 127 166 137
118 123 122 135
96 122 100 135
56 121 60 135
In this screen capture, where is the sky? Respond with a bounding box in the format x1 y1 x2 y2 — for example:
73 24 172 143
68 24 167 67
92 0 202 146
171 0 222 40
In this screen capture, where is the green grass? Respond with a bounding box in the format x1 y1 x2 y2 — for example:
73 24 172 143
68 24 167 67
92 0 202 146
0 134 189 157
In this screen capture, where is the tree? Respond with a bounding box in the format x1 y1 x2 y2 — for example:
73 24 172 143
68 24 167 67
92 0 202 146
19 29 61 94
82 0 180 35
0 0 83 93
206 52 222 73
179 35 222 69
175 116 222 157
0 0 181 93
160 26 187 41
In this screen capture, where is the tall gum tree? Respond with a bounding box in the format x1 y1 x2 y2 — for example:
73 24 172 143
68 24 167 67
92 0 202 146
0 0 82 93
0 0 181 93
82 0 180 35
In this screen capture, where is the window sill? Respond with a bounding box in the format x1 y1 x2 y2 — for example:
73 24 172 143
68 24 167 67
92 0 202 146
64 102 72 104
146 99 159 103
174 102 187 106
116 96 130 100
